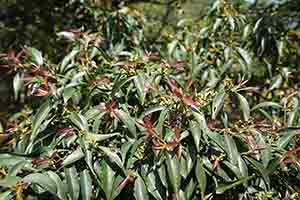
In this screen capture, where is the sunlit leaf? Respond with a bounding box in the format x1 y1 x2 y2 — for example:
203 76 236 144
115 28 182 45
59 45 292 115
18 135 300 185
62 147 84 167
80 170 93 200
26 47 43 65
134 176 149 200
23 173 57 194
212 89 226 120
236 93 250 121
196 158 207 198
115 109 136 139
31 100 52 141
65 167 80 200
98 146 125 174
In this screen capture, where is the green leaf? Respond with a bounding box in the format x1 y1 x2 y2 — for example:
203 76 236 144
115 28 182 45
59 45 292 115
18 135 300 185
69 112 88 130
92 112 105 133
190 125 201 152
155 109 169 136
0 176 21 188
276 131 296 149
236 47 252 67
80 170 93 200
139 106 165 120
99 160 115 200
238 156 248 178
9 161 28 176
212 89 226 120
180 178 196 200
224 135 239 165
206 131 225 151
180 147 194 179
115 109 136 138
62 147 84 167
216 177 249 194
26 47 43 65
0 191 12 200
0 154 27 167
244 156 270 189
112 76 135 96
145 172 163 200
65 167 80 200
134 74 146 105
84 108 101 121
23 173 57 194
31 100 52 141
223 161 241 177
228 16 235 31
192 110 209 134
85 132 120 142
13 72 24 101
63 87 77 103
60 49 79 73
166 153 181 193
158 164 167 188
251 102 282 111
168 40 178 56
257 134 271 168
236 93 250 121
134 176 149 200
269 74 282 90
213 18 222 32
47 171 67 200
98 146 125 174
196 158 207 198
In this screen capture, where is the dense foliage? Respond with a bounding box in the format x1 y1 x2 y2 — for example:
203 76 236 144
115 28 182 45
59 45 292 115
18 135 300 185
0 0 300 199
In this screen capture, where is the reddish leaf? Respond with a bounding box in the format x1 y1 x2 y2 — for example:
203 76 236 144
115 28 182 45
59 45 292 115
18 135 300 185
117 175 136 188
166 78 182 98
57 128 74 138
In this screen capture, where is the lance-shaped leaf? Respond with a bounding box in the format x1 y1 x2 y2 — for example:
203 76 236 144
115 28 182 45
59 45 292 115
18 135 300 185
98 146 125 174
236 47 252 67
0 191 12 200
31 101 52 141
269 74 283 91
134 176 149 200
115 109 136 138
145 172 164 200
251 102 282 111
65 167 80 200
69 112 88 130
134 74 146 105
62 147 85 167
212 89 226 120
23 173 57 194
26 47 43 65
216 176 250 194
0 176 21 188
196 158 207 198
85 132 120 142
224 135 239 165
60 49 79 73
99 160 115 200
236 93 250 121
47 171 67 200
244 156 270 189
166 153 181 194
80 170 93 200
